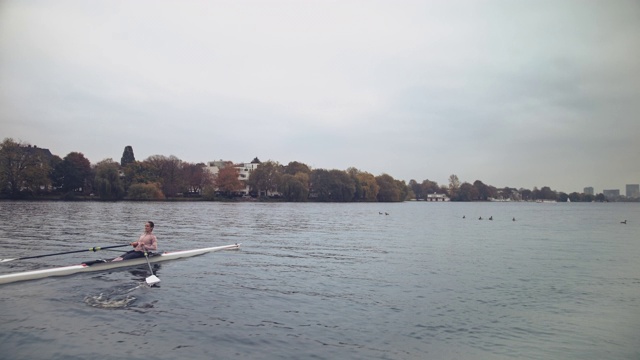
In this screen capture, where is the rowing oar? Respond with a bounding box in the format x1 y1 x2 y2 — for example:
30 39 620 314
0 244 130 263
143 251 160 286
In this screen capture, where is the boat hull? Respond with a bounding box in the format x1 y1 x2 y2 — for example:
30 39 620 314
0 244 240 285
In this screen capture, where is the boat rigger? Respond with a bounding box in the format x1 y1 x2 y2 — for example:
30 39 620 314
0 244 240 285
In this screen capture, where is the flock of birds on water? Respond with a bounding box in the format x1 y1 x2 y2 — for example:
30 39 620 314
461 216 628 224
462 215 516 221
378 212 519 221
378 212 629 224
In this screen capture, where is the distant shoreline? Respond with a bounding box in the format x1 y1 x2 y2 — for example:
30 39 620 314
0 196 629 203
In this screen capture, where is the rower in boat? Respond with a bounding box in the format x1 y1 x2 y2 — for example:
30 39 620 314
0 244 240 285
112 221 158 262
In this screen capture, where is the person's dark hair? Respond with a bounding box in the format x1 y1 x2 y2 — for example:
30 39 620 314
147 221 154 229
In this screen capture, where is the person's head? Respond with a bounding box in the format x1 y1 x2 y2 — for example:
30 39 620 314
145 221 155 232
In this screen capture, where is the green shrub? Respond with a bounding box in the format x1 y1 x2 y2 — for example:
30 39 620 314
127 183 165 200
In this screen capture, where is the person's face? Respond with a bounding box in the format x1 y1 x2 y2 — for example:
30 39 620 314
145 223 152 232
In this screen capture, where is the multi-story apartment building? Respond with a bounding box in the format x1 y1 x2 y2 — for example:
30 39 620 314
626 184 640 198
583 187 594 195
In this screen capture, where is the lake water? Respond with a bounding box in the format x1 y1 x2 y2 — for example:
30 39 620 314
0 201 638 359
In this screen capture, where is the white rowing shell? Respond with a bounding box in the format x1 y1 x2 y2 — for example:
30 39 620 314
0 244 240 285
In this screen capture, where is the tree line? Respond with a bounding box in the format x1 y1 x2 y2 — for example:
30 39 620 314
0 138 603 202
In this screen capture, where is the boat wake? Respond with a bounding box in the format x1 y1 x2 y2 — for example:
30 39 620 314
84 293 137 309
83 284 143 309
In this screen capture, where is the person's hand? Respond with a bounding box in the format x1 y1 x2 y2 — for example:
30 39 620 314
131 241 138 247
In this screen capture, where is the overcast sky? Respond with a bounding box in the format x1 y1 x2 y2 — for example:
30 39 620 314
1 0 639 193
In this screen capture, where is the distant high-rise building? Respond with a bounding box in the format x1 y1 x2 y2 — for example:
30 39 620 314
584 187 594 195
603 189 620 200
626 184 640 198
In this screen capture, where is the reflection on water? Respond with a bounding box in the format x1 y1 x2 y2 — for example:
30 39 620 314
0 201 639 360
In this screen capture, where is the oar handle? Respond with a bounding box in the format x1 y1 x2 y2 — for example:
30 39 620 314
0 244 130 262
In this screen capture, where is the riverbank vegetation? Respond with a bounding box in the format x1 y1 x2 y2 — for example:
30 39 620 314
0 138 615 202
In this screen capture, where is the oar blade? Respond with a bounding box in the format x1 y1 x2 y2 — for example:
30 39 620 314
146 275 160 286
0 258 16 263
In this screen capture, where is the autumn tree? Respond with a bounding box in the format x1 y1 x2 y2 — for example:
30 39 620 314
122 161 158 192
144 155 184 197
539 186 557 200
569 192 585 202
347 168 362 200
328 169 355 201
0 138 32 196
47 155 62 193
516 188 529 201
497 187 516 200
309 169 332 201
473 180 497 201
396 179 410 201
247 160 282 197
454 182 479 201
127 183 165 200
349 168 379 202
557 192 569 202
448 174 460 199
421 179 440 195
284 161 311 175
215 163 244 197
52 152 92 194
182 162 212 195
94 159 124 200
409 179 423 200
376 173 402 202
0 138 52 197
308 169 355 202
280 172 309 201
279 162 311 201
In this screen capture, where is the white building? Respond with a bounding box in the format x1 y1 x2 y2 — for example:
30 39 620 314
205 157 261 195
425 193 450 202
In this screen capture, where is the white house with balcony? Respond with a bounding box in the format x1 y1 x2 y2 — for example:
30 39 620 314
205 157 261 195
